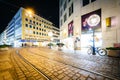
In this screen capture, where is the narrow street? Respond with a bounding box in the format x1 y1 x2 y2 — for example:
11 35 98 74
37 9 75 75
0 47 120 80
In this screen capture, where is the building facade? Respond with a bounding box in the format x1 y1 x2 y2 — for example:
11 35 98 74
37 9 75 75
52 26 60 43
0 30 6 45
59 0 120 50
1 7 59 47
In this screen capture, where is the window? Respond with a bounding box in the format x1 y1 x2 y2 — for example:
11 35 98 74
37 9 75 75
60 0 63 6
36 32 38 34
69 3 73 16
36 27 38 30
63 1 67 10
39 28 41 30
42 20 44 23
36 18 38 20
44 21 46 24
26 24 28 27
44 25 46 28
33 31 35 34
30 20 32 23
83 0 89 6
60 10 62 16
83 0 96 6
33 26 35 29
33 17 35 19
25 18 28 21
36 22 38 25
64 13 67 22
61 19 62 26
33 21 35 24
68 0 71 2
91 0 96 2
29 25 32 28
39 33 41 35
39 23 41 26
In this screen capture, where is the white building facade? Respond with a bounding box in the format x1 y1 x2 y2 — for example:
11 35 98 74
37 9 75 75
59 0 120 50
0 7 60 47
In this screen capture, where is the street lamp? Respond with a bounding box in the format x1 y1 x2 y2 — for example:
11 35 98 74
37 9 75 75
25 8 34 17
87 14 100 55
26 8 34 14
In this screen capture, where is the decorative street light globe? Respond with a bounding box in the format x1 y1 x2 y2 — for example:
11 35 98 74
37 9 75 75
87 14 100 27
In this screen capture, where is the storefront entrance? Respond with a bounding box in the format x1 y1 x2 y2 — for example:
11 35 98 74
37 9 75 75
81 32 102 49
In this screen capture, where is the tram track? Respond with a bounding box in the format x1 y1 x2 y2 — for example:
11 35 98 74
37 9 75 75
26 48 116 80
10 49 51 80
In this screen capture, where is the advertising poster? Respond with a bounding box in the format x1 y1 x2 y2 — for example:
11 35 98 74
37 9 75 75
68 21 73 37
81 9 101 32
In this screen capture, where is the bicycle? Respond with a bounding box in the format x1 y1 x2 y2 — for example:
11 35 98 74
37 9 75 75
87 45 107 56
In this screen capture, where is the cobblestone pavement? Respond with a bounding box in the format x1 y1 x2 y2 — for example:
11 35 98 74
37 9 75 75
19 48 116 80
27 47 120 80
0 48 119 80
10 49 49 80
0 48 50 80
0 49 13 80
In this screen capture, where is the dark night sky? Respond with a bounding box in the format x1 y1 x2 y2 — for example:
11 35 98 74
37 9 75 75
0 0 59 34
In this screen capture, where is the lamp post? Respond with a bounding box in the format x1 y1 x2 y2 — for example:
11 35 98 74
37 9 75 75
87 14 100 55
92 28 95 55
